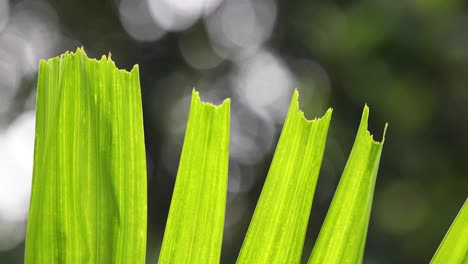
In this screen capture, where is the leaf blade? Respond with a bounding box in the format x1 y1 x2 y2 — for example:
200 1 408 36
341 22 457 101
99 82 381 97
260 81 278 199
25 49 147 264
308 105 386 264
430 198 468 264
236 90 332 264
158 90 230 264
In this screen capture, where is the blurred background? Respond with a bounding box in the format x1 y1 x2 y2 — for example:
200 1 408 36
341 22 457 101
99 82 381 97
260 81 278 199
0 0 467 263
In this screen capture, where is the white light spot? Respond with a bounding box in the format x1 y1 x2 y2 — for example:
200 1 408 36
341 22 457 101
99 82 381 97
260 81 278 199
0 0 61 91
147 0 223 31
163 0 223 18
205 0 277 59
148 0 199 31
119 0 165 42
0 111 35 222
234 50 295 122
0 111 35 251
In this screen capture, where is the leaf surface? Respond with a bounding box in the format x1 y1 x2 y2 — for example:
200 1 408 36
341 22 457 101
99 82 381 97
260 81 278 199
236 90 332 264
431 198 468 264
308 106 386 264
25 48 147 264
158 90 230 264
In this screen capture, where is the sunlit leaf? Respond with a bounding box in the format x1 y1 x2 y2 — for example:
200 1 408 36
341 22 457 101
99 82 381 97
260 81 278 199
431 198 468 264
158 90 230 264
236 90 332 264
25 48 147 263
308 105 386 264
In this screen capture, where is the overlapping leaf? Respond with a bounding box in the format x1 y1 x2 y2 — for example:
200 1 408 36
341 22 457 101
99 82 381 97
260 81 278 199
308 106 386 264
25 49 398 264
236 91 332 264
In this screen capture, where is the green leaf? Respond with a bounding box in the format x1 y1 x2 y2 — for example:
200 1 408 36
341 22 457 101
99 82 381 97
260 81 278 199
308 105 386 264
25 48 147 263
431 198 468 264
158 90 230 264
236 90 332 264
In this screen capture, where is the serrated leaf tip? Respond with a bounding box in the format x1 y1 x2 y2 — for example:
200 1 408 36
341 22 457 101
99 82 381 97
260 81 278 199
360 104 387 144
192 88 230 109
42 47 138 75
292 89 332 123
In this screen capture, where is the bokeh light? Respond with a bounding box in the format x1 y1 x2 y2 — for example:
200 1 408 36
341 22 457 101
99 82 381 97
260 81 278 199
119 0 165 42
0 111 35 251
205 0 277 59
1 0 467 263
234 50 295 122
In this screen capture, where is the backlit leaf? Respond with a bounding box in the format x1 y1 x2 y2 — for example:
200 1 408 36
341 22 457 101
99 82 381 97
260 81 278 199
236 90 332 264
431 198 468 264
308 106 386 264
158 90 230 264
25 48 147 264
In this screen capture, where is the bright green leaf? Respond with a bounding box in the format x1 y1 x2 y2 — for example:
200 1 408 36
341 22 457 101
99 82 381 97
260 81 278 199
308 105 386 264
431 198 468 264
158 90 230 264
236 90 332 264
25 49 147 263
